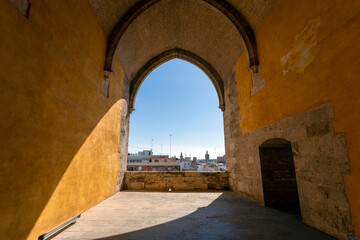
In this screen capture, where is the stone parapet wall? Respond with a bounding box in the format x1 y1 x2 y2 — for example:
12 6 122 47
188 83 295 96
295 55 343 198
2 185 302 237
124 172 229 191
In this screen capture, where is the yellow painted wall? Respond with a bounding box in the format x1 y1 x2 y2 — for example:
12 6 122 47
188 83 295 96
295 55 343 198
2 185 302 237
0 0 125 239
234 0 360 234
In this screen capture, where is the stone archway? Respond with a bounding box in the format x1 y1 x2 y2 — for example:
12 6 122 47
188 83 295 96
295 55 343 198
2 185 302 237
93 0 252 196
128 48 225 113
103 0 260 74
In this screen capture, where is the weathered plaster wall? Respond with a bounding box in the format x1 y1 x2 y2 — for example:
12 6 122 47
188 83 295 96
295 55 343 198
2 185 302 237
124 172 229 191
0 1 127 239
231 0 360 237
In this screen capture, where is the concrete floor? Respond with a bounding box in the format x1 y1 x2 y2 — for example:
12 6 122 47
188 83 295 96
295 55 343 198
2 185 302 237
53 191 334 240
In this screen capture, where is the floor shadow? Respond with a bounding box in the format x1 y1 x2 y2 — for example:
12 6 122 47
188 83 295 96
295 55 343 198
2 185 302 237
94 192 334 240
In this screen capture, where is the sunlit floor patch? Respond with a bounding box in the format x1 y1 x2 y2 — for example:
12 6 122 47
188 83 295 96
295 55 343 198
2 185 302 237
53 191 334 240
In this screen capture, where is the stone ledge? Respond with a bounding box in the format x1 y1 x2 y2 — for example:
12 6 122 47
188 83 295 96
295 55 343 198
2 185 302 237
124 171 229 191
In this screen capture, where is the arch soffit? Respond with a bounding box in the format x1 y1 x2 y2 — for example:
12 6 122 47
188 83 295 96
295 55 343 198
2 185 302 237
104 0 259 73
260 138 292 148
129 48 225 114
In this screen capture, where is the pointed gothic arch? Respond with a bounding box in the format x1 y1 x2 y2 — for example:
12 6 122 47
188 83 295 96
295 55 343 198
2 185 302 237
128 48 225 113
104 0 259 75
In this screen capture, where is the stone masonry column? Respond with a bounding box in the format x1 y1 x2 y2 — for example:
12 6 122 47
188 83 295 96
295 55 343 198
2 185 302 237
116 74 131 192
116 99 130 192
223 72 242 192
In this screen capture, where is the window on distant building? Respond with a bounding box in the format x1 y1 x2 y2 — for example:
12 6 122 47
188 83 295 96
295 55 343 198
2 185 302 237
164 159 167 162
155 160 159 162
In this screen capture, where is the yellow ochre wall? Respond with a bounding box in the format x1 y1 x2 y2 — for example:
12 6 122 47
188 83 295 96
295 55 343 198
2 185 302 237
0 0 125 239
234 0 360 234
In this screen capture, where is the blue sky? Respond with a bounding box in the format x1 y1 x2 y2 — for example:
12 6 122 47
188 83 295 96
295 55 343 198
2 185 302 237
128 59 224 159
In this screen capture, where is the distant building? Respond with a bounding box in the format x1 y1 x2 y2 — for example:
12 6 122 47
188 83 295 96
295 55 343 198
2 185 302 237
127 154 180 171
217 155 226 164
180 155 195 171
196 163 216 172
217 163 226 171
127 150 153 163
128 150 225 172
180 161 191 170
205 150 210 162
191 160 197 169
197 158 206 163
141 150 152 156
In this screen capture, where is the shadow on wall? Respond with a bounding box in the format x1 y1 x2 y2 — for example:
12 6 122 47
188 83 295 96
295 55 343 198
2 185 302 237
27 100 126 239
0 0 127 239
1 97 125 239
93 192 334 240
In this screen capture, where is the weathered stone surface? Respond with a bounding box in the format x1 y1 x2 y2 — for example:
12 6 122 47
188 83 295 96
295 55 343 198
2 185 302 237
124 172 229 191
249 65 265 96
90 0 275 37
227 103 354 239
306 120 331 137
8 0 30 17
114 0 244 92
223 73 243 196
116 99 130 192
100 78 110 97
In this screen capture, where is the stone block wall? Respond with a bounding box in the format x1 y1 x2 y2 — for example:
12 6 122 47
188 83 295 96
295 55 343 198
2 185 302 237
223 72 242 183
124 172 229 191
227 103 353 239
116 99 130 192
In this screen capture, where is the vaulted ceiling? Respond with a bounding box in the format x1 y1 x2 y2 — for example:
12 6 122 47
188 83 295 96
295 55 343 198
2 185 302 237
89 0 276 107
90 0 276 37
